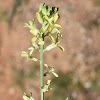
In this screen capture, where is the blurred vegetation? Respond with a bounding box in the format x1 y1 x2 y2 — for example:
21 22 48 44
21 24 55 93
0 10 7 22
11 64 39 91
45 68 100 100
0 71 4 76
11 67 25 91
93 0 100 7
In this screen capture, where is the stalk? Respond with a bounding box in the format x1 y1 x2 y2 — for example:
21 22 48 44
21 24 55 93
40 33 44 100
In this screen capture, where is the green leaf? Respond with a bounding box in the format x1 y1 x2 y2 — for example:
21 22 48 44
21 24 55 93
36 12 43 24
45 43 57 51
57 45 64 52
41 80 52 92
54 24 61 28
30 37 37 43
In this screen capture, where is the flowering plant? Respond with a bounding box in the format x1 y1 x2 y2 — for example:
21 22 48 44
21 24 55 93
21 3 65 100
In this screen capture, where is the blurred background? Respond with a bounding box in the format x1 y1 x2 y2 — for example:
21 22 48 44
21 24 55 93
0 0 100 100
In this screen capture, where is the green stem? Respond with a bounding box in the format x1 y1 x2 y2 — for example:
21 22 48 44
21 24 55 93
40 33 44 100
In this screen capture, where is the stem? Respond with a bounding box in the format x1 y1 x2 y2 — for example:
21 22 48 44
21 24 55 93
40 33 44 100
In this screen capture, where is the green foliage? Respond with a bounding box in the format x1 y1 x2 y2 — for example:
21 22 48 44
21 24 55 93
26 64 39 79
11 67 25 91
93 0 100 7
46 72 73 100
0 10 7 21
0 71 4 76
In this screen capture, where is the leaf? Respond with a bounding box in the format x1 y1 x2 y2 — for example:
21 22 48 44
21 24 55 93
36 12 43 24
57 45 64 52
54 24 61 28
45 43 57 51
49 35 55 43
41 80 52 92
